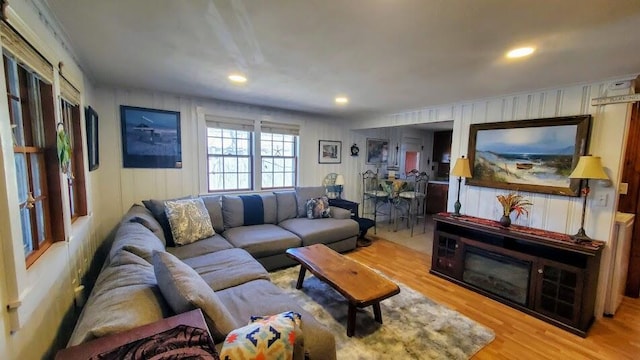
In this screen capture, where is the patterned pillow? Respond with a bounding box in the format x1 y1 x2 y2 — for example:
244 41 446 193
220 311 302 360
305 196 331 219
165 198 215 246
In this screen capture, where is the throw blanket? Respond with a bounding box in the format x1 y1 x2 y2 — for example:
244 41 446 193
240 195 264 226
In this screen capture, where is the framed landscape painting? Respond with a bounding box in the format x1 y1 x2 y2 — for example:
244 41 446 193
120 105 182 168
366 138 389 165
467 115 591 196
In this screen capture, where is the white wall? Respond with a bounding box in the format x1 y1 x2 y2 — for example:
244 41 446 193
0 1 101 359
350 80 635 317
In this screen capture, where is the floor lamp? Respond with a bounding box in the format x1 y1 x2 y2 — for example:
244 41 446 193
568 155 609 243
451 156 472 216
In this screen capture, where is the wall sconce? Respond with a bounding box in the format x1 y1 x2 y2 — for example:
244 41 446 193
568 155 609 243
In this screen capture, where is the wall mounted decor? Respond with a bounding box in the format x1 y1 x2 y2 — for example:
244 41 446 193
85 106 99 171
318 140 342 164
120 105 182 168
366 138 389 165
350 143 359 156
467 115 591 196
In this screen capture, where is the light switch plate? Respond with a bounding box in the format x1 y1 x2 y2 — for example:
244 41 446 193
620 182 629 195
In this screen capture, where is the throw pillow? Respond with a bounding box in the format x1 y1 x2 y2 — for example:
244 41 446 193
165 198 215 246
153 251 238 343
305 196 331 219
220 311 303 360
143 196 192 247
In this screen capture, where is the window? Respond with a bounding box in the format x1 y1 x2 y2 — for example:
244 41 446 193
205 117 299 192
60 97 86 220
260 132 296 189
4 52 57 266
206 127 253 192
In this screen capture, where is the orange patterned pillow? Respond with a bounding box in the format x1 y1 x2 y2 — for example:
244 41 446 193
220 311 302 360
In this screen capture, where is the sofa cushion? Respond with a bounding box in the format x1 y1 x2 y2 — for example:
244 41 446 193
306 196 331 219
67 250 170 346
165 198 215 246
143 196 192 246
217 279 336 360
295 186 326 218
220 311 303 360
182 248 270 291
109 221 166 264
222 194 277 228
201 195 225 233
222 224 301 258
279 218 359 247
121 204 167 246
153 251 237 342
274 190 297 223
167 234 233 260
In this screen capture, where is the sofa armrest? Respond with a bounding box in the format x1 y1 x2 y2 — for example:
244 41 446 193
330 206 352 219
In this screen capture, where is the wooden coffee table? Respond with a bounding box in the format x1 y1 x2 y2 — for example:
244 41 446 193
285 244 400 337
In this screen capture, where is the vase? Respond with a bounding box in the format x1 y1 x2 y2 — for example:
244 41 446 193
499 214 511 227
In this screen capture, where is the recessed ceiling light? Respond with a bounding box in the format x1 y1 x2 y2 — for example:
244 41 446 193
335 96 349 104
506 47 535 59
228 74 247 83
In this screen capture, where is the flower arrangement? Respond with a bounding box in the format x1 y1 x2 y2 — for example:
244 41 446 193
496 193 532 219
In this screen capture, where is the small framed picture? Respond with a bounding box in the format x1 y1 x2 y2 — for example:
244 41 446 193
85 106 99 171
120 105 182 168
366 138 389 165
318 140 342 164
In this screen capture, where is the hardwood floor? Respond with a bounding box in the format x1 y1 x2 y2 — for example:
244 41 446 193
346 237 640 360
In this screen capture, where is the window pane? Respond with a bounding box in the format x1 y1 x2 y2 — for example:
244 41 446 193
272 133 283 141
283 142 294 156
222 138 235 154
20 207 33 256
261 132 272 141
237 130 250 139
273 143 283 156
207 128 222 137
208 137 223 155
30 154 42 197
11 99 25 146
284 172 294 187
283 134 294 142
35 201 45 245
237 139 250 155
273 172 284 188
224 157 238 172
261 141 271 156
209 173 223 191
238 174 250 189
262 172 273 188
284 158 294 172
14 153 28 203
208 156 223 173
262 158 273 172
222 129 234 138
224 173 238 190
238 157 250 172
274 158 285 172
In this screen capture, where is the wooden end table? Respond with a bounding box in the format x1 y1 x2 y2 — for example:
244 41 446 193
285 244 400 337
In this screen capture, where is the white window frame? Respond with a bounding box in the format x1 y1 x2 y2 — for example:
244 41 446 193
198 111 300 193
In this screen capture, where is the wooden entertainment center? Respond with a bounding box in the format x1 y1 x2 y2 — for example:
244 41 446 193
430 213 605 337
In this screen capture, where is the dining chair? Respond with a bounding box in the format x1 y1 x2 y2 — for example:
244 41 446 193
361 170 389 234
396 170 429 236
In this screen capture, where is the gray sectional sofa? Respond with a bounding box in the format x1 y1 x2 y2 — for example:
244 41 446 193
66 186 359 359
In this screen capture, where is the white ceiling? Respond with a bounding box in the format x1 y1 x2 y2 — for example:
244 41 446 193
45 0 640 119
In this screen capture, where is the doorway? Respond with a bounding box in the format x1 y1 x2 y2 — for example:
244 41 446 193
619 101 640 297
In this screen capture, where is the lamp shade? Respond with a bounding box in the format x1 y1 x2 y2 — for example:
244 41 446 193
568 156 609 180
451 156 472 178
334 174 345 185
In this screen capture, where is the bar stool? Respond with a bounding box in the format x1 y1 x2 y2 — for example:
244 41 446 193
362 170 389 234
396 170 429 236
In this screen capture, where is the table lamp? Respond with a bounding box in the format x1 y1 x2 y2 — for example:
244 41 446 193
451 156 472 216
335 174 345 199
568 155 609 243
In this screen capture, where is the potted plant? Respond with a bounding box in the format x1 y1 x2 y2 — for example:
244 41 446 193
496 193 532 227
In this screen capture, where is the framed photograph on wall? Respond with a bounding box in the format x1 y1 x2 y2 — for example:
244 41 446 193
120 105 182 168
85 106 99 171
366 138 389 165
467 115 591 196
318 140 342 164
